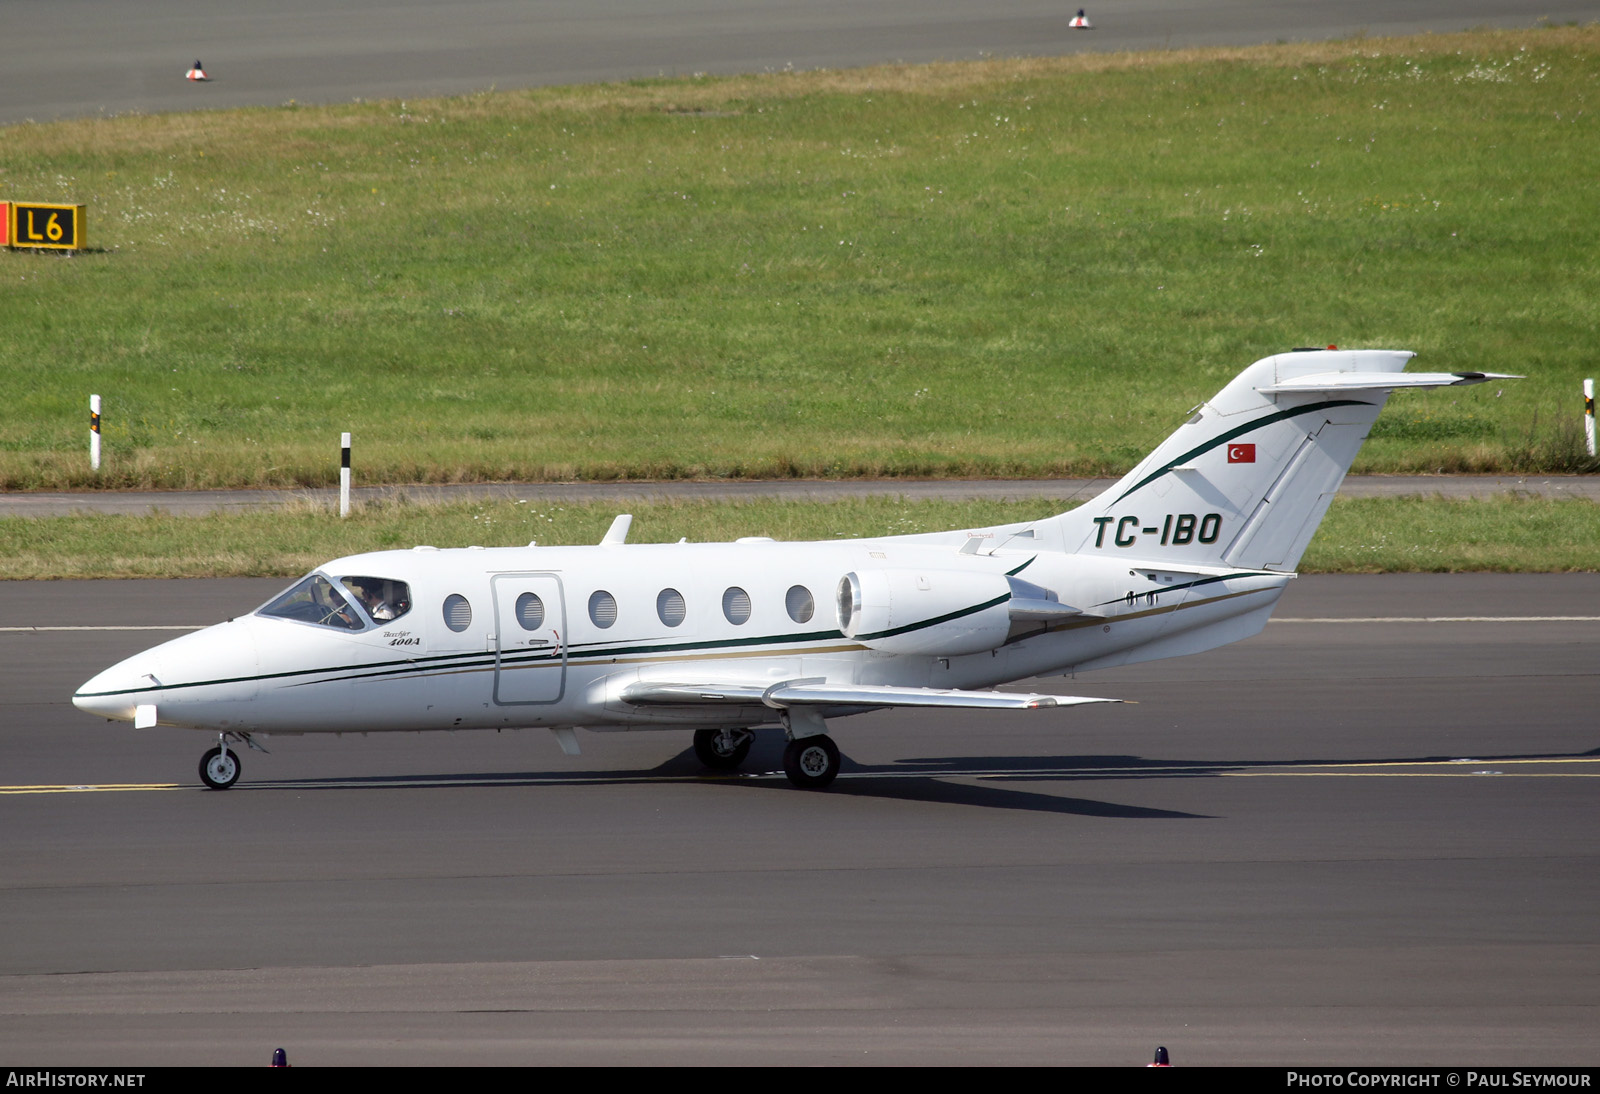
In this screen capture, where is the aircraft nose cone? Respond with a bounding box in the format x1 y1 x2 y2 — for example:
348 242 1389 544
73 656 158 721
72 619 260 724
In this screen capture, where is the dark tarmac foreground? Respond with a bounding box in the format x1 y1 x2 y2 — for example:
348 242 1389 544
2 574 1596 1065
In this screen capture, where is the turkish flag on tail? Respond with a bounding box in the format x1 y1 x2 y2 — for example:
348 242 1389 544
1227 443 1256 463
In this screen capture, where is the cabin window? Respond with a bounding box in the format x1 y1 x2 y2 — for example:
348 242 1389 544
657 589 686 628
589 590 618 629
515 592 545 630
339 576 412 624
722 586 751 625
785 585 815 624
258 574 365 631
443 594 473 632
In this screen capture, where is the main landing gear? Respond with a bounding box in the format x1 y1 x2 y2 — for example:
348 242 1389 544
692 728 754 770
692 726 843 789
782 735 841 790
197 732 265 790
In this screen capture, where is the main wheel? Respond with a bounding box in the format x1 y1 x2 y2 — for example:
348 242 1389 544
783 735 840 789
693 728 753 770
199 746 241 790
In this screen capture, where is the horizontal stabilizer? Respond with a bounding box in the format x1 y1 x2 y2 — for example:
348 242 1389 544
620 678 1119 711
1257 370 1521 394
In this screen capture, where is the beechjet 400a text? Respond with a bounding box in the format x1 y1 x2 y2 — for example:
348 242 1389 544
75 348 1516 790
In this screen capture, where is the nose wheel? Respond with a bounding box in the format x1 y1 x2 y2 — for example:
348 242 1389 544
782 734 840 789
199 744 241 790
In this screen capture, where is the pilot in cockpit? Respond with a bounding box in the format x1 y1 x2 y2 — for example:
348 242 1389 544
318 581 359 628
342 577 410 623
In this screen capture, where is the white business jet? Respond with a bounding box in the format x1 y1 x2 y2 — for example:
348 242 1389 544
73 348 1515 790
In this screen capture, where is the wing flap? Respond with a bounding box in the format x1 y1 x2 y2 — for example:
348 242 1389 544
619 681 770 706
619 677 1119 711
766 682 1118 710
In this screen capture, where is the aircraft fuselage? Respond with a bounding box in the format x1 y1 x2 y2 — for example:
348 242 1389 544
74 538 1289 737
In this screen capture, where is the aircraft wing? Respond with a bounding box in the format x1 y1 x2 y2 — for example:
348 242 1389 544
619 678 1121 711
1256 370 1521 393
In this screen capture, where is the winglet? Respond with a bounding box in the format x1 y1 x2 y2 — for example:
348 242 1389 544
599 514 632 546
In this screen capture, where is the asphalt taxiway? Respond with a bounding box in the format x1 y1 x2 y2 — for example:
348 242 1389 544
2 574 1596 1065
4 0 1595 126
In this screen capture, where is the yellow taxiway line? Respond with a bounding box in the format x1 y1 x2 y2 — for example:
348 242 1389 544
0 783 182 795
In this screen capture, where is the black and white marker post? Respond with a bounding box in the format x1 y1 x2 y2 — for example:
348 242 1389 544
340 432 352 518
1585 379 1595 458
90 394 101 472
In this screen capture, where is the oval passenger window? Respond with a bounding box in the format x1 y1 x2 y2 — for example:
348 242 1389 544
589 590 618 629
657 589 686 628
786 585 814 624
443 594 472 632
515 592 545 630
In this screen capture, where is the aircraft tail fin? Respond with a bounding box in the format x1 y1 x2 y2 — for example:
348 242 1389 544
1054 349 1515 572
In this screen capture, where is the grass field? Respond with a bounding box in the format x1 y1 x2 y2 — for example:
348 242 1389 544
3 495 1596 579
2 27 1598 489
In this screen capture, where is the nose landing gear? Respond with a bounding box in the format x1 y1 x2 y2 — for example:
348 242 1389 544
197 731 265 790
199 743 239 790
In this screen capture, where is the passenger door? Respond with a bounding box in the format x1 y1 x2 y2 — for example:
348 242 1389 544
491 573 567 705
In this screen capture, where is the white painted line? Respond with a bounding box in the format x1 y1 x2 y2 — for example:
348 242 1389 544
1271 616 1600 623
0 626 205 632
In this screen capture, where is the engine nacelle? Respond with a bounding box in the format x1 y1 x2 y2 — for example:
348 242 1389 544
836 568 1014 656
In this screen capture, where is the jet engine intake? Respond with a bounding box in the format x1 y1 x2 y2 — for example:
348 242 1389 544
836 568 1015 656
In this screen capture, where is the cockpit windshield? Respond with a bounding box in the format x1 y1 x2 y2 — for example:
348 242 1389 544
338 576 412 624
258 574 363 629
257 574 412 631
